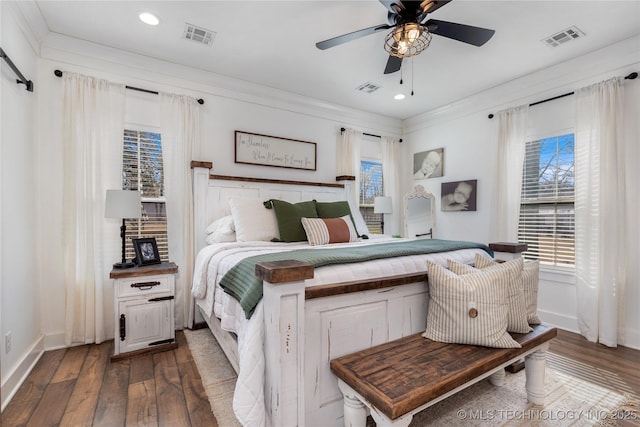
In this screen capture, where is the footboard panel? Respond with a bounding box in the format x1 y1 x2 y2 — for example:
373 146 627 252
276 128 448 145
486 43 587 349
305 282 429 425
257 260 428 427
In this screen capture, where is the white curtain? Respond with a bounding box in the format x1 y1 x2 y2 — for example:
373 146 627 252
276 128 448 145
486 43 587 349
160 93 201 328
492 105 529 241
381 136 401 235
62 73 125 345
575 77 627 347
337 128 362 205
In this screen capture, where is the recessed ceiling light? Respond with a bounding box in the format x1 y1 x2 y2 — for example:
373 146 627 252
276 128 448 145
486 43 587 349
394 94 406 100
139 12 159 26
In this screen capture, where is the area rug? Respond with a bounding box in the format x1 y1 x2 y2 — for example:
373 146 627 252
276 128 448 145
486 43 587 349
184 328 638 427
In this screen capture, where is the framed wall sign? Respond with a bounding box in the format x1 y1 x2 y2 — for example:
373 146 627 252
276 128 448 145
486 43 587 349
235 130 317 171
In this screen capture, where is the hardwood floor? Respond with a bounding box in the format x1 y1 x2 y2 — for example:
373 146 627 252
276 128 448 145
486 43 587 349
2 328 638 427
1 331 217 427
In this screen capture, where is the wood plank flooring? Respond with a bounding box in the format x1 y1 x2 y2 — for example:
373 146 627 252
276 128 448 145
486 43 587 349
2 331 217 427
2 328 638 426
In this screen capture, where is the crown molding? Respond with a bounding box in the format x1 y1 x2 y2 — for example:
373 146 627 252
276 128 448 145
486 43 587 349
403 35 640 135
38 32 402 137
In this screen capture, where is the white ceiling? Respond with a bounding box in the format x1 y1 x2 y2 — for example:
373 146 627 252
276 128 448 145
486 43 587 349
32 1 640 120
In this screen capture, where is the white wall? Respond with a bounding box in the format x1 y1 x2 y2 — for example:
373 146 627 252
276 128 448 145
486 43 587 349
1 1 44 409
33 33 402 350
401 36 640 349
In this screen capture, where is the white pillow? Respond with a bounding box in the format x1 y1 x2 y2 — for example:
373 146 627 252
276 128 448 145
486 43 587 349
447 257 531 334
206 215 235 235
229 198 279 242
474 254 541 325
205 230 236 244
423 261 521 349
301 215 358 246
348 199 370 236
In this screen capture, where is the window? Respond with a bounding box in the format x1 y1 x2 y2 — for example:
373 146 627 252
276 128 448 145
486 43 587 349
122 129 169 262
518 134 575 266
359 160 384 234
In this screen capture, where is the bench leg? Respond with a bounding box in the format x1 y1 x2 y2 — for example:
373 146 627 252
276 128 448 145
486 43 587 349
524 344 549 405
338 380 368 427
489 368 505 386
343 394 368 427
370 409 413 427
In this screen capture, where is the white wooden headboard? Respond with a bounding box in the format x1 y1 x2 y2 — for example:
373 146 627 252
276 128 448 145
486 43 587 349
192 165 352 252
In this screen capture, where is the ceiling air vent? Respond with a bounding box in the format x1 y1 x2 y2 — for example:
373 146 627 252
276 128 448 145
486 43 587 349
183 23 216 46
356 82 381 93
542 26 585 48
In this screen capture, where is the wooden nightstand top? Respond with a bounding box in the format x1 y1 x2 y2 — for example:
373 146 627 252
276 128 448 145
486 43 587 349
110 262 178 279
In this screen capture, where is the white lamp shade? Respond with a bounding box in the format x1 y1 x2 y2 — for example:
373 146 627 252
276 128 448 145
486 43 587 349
374 196 393 214
105 190 142 219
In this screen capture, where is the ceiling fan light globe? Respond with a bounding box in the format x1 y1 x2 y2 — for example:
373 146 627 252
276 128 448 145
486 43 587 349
384 24 431 58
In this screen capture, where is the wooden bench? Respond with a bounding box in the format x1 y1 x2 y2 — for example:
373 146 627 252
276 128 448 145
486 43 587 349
330 324 558 427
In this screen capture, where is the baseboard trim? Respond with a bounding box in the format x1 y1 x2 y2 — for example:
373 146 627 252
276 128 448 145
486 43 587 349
1 334 44 411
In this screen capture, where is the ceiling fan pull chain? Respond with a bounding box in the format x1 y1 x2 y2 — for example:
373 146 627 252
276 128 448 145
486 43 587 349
411 57 415 96
400 66 403 85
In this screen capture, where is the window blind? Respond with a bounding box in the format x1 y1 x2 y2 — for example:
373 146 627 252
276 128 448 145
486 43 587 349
518 134 575 266
359 160 384 234
122 129 169 261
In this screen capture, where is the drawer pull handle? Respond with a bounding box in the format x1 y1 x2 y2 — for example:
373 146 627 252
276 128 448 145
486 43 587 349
148 296 174 302
131 281 161 290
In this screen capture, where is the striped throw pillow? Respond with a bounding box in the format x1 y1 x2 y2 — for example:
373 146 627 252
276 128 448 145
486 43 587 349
447 257 532 333
301 215 358 246
474 254 540 325
423 261 521 348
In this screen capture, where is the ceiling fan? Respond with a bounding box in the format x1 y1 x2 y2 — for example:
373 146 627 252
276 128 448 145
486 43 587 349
315 0 495 74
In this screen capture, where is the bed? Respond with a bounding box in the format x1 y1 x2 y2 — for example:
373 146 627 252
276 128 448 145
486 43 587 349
190 166 503 427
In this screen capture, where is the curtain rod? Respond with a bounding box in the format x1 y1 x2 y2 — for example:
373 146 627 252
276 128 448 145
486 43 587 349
340 127 403 143
53 69 204 105
1 47 34 92
487 72 638 119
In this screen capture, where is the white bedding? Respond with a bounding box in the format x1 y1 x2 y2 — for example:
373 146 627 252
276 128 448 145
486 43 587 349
191 237 486 426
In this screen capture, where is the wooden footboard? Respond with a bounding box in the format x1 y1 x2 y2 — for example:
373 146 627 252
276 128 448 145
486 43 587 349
257 261 431 427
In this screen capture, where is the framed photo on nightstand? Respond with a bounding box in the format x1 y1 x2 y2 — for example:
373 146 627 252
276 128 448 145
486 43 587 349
132 237 161 266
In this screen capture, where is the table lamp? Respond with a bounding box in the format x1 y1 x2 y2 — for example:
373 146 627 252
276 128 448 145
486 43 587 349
105 189 142 268
374 196 392 234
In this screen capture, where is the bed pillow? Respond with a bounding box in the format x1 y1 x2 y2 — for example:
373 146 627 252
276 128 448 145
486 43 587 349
315 200 363 237
206 215 235 235
264 199 318 242
205 215 236 244
229 198 279 242
423 260 521 348
474 254 541 325
301 215 358 245
447 257 531 333
205 230 236 244
348 200 370 237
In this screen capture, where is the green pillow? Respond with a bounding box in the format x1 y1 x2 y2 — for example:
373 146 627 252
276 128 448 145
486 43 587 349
315 200 362 237
264 200 318 242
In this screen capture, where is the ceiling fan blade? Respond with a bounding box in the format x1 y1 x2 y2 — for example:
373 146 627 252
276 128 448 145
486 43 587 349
316 24 391 50
426 19 495 46
384 55 403 74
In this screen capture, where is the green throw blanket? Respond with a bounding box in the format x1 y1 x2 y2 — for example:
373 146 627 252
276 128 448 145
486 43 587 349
219 239 493 319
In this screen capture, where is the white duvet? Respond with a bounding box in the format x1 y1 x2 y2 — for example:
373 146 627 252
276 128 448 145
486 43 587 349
191 237 486 426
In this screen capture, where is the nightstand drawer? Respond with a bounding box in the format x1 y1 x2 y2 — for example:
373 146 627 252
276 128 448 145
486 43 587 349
116 274 172 298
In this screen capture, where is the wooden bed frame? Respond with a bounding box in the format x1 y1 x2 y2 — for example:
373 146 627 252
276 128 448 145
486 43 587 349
191 165 524 427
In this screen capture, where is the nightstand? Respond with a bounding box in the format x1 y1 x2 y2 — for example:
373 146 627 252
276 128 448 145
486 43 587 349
110 262 178 359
